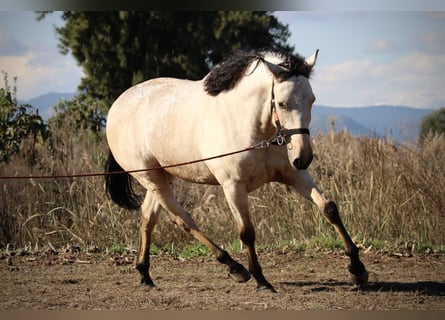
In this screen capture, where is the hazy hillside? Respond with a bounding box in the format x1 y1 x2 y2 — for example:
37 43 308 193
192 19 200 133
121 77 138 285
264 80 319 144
19 92 76 120
20 92 434 142
311 113 371 136
311 105 435 142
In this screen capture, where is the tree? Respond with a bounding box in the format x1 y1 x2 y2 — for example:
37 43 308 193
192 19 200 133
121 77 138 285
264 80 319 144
419 108 445 143
38 11 293 109
0 72 48 164
48 94 106 135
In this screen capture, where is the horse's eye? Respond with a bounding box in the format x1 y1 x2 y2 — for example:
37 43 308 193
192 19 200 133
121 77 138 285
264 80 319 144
278 102 288 109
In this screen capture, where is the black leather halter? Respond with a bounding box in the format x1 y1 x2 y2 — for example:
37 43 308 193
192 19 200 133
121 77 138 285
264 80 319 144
269 81 310 146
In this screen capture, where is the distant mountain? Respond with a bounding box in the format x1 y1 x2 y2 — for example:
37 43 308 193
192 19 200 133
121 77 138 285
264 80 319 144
19 92 77 120
19 92 434 142
311 113 372 136
311 105 435 142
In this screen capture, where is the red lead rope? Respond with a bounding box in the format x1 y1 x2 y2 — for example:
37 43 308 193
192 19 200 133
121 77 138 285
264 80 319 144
0 143 270 180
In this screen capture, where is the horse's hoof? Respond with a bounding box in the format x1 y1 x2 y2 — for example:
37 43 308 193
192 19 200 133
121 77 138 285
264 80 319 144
141 277 156 288
257 283 277 293
229 267 251 283
350 269 369 286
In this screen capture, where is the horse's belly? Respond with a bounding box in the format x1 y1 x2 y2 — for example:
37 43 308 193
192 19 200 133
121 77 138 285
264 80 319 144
163 164 219 185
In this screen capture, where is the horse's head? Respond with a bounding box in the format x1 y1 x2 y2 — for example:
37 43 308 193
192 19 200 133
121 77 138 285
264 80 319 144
263 50 319 170
204 48 318 170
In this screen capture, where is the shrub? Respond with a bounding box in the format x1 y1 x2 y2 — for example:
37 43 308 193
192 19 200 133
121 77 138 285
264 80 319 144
0 72 48 165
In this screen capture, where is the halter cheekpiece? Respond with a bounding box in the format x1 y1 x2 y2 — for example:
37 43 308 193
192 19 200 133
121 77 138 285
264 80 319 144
268 80 310 146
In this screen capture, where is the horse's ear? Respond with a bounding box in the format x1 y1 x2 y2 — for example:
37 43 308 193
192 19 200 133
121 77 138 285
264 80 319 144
305 49 319 69
263 60 292 82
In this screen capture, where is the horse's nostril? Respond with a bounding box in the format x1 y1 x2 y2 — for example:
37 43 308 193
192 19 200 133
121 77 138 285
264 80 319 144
293 155 313 170
293 158 302 169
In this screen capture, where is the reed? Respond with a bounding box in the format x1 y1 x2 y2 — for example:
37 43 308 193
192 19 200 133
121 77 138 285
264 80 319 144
1 127 443 253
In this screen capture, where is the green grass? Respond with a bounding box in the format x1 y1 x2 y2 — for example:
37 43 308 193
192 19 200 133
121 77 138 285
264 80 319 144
109 243 126 255
180 242 211 258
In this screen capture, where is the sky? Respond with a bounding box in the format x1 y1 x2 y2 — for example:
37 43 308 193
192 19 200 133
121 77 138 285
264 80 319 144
275 11 445 109
0 12 82 101
0 10 445 109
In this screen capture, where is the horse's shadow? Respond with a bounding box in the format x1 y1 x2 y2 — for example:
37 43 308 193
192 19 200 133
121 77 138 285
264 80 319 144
280 280 445 297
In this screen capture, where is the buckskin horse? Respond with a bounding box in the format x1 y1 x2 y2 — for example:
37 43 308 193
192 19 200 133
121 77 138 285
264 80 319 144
105 48 368 292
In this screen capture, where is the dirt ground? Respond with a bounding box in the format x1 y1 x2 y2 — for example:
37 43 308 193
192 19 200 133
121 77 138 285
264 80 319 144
1 247 444 310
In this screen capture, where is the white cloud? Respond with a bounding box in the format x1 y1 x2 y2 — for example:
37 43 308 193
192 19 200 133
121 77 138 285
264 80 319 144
312 52 445 109
405 32 445 55
0 29 28 56
0 51 82 100
421 12 445 21
367 39 394 53
365 31 445 57
0 12 82 100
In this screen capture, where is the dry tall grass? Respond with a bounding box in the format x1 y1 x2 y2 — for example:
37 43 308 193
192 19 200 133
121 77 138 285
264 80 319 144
1 127 444 253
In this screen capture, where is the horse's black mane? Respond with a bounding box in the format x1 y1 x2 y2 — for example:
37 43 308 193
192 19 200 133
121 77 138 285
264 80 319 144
204 48 312 96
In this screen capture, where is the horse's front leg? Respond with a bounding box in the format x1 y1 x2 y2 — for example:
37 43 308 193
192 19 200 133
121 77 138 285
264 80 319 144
288 170 369 286
223 182 276 292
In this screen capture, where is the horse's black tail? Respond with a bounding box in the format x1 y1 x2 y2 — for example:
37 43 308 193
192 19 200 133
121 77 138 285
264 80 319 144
105 150 142 210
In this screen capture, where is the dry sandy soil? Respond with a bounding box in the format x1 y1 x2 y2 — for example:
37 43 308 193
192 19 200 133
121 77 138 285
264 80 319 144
1 248 444 310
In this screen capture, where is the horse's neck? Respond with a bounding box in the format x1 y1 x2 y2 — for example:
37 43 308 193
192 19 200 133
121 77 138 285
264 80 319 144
222 76 275 142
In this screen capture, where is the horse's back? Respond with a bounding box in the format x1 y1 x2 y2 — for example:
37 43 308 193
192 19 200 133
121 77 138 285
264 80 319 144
109 77 196 116
106 77 218 183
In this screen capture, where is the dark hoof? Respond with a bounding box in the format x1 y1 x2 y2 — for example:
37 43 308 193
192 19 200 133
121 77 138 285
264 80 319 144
348 262 369 286
140 276 156 288
350 269 369 286
229 267 251 283
257 283 277 293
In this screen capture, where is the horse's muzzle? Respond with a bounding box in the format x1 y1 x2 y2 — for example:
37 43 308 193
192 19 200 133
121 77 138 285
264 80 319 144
293 155 313 170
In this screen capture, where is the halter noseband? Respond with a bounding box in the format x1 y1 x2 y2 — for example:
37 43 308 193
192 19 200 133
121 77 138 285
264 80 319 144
269 81 310 146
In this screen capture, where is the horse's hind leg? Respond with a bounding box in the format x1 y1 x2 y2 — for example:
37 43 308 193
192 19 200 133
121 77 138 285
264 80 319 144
136 192 161 287
290 170 369 285
137 173 250 285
